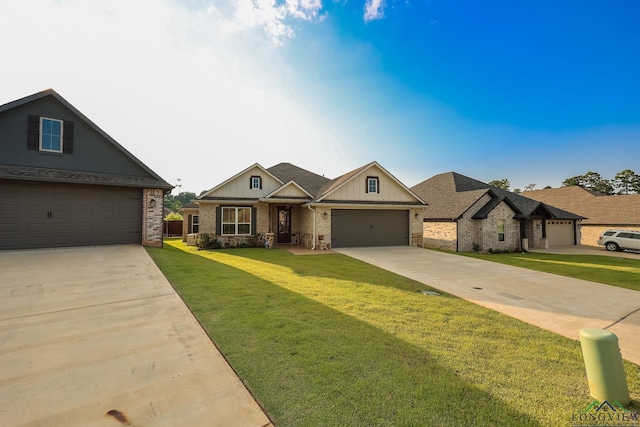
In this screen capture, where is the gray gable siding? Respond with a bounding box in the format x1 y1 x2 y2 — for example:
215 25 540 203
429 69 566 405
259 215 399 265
1 94 159 180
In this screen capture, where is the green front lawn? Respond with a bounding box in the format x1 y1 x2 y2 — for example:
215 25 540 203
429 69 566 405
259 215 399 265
147 240 640 426
460 251 640 292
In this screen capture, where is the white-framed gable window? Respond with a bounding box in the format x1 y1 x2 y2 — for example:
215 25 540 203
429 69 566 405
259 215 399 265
40 117 63 152
366 176 379 194
250 175 262 190
222 207 251 235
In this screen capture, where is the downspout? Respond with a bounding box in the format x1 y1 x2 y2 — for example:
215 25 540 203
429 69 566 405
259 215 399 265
307 204 316 250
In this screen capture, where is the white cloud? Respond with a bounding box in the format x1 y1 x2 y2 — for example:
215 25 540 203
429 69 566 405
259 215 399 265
208 0 324 47
0 0 355 194
364 0 385 22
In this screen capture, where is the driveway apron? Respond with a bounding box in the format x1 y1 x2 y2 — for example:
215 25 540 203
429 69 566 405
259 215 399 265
0 245 273 427
335 246 640 366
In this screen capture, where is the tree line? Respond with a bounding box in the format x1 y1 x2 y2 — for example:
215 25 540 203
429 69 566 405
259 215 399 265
489 169 640 195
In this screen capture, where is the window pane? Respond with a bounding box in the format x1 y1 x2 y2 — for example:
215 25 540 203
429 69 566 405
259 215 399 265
42 135 52 150
51 120 61 134
51 136 61 151
42 119 52 134
238 208 251 222
222 208 235 223
238 224 250 234
223 224 235 234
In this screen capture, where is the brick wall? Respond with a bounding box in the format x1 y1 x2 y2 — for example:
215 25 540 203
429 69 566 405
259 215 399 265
423 221 457 251
581 224 636 247
142 188 164 248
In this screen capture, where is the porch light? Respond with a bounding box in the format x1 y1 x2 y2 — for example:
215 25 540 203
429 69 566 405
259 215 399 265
323 212 328 219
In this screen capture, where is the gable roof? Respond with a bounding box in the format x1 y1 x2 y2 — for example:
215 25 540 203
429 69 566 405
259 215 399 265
263 180 314 200
199 163 283 199
412 172 582 220
266 162 330 196
0 89 173 190
315 161 427 205
524 186 640 225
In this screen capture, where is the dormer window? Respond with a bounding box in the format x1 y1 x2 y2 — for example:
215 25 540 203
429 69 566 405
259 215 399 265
27 115 73 154
40 117 63 153
250 175 262 190
366 176 379 193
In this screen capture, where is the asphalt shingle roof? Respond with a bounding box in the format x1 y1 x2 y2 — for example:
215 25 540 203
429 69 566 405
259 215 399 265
524 186 640 225
267 163 331 197
412 172 582 220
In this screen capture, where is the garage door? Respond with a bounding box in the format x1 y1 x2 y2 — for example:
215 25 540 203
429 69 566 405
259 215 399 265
0 181 142 250
546 220 574 247
331 209 409 248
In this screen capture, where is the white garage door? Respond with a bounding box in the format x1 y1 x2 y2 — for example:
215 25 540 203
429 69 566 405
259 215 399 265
546 220 574 247
0 181 142 250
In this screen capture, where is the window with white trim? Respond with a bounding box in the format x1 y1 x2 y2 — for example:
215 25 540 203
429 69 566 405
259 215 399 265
250 175 262 190
40 117 63 152
497 219 506 242
222 207 251 235
190 215 199 233
366 176 379 193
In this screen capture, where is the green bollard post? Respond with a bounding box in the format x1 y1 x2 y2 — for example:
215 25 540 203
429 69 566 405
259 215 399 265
579 328 630 406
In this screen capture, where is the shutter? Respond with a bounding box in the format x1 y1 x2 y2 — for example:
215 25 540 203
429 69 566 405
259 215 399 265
27 115 39 150
63 121 74 154
259 178 262 190
251 207 257 235
188 215 193 233
249 177 252 189
215 206 221 235
365 177 369 193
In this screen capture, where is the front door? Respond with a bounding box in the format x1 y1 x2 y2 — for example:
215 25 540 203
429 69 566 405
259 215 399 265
277 207 291 244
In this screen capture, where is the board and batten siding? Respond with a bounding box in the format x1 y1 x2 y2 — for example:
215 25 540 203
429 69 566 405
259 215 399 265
207 167 281 199
327 165 417 203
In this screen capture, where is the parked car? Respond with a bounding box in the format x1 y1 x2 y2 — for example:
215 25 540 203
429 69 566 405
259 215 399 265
597 230 640 252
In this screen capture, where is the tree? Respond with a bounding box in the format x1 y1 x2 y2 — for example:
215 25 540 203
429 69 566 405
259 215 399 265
513 188 521 194
488 178 510 191
613 169 640 194
562 171 614 195
523 183 537 191
543 185 552 190
164 191 196 212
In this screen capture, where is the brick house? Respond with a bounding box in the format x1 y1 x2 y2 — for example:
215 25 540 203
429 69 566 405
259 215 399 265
411 172 583 252
0 89 173 250
184 162 427 249
524 186 640 246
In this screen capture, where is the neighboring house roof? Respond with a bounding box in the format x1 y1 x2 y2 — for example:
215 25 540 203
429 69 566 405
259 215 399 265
412 172 583 220
524 186 640 225
0 89 173 190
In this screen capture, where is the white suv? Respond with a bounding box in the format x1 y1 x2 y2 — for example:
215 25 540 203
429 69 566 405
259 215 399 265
597 230 640 252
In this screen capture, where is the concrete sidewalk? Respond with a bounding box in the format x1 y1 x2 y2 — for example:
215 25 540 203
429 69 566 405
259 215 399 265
0 245 273 427
335 246 640 365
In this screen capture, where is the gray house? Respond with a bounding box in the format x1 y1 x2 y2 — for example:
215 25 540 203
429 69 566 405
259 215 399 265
411 172 584 252
0 89 173 250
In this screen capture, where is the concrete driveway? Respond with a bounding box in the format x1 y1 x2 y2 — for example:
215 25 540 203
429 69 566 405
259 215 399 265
335 246 640 365
0 245 272 427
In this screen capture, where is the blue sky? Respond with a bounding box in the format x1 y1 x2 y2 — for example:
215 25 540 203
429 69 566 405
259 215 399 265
2 1 639 194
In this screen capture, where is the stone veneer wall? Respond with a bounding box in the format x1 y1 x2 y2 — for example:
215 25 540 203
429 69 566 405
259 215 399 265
142 188 165 248
422 221 457 251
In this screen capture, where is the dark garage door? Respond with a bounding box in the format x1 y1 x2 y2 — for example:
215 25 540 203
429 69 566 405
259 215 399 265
0 181 142 250
331 209 409 248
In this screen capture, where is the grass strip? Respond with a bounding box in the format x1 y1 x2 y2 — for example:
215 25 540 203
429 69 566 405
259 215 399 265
147 240 640 426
